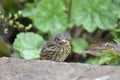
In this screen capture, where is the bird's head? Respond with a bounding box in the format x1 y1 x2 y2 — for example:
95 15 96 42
54 32 70 45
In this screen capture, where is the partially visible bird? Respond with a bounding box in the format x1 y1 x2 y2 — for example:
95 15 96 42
40 32 71 62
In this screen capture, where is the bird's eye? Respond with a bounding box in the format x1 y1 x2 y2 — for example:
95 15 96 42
55 37 60 42
57 38 60 41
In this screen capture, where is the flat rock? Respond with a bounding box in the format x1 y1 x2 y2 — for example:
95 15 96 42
0 57 120 80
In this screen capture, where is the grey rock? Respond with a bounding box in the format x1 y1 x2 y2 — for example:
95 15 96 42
0 57 120 80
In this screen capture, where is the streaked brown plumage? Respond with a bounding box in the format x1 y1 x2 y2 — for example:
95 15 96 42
40 32 71 62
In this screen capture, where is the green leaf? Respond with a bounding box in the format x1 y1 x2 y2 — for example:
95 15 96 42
22 0 67 34
114 39 120 44
85 58 100 65
71 0 119 32
111 26 120 39
13 32 45 60
4 28 8 34
98 49 120 65
21 50 40 60
71 38 89 56
22 2 37 19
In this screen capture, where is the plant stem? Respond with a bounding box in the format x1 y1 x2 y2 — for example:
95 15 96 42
68 0 72 24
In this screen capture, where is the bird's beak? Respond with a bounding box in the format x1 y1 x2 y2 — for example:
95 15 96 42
60 39 70 45
59 39 66 44
61 39 66 43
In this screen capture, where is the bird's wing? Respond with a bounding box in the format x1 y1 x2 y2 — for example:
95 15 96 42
40 41 57 60
41 41 56 51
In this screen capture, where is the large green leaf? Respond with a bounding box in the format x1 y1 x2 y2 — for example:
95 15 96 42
71 0 119 32
71 38 89 56
13 32 44 60
22 0 67 34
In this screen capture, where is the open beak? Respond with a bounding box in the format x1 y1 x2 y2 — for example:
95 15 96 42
61 39 66 43
60 39 70 45
59 39 66 44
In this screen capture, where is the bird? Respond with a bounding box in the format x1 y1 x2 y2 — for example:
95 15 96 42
40 32 71 62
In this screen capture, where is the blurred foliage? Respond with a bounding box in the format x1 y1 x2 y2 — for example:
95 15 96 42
21 0 120 33
71 38 89 56
114 39 120 44
99 49 120 65
0 36 11 57
2 0 23 13
71 0 119 32
0 0 120 65
86 43 120 65
85 58 100 65
22 0 67 34
13 32 45 60
111 26 120 44
0 11 32 32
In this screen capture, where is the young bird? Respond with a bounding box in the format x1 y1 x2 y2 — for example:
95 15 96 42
40 32 71 62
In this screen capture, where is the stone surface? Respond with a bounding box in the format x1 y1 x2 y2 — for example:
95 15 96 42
0 57 120 80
